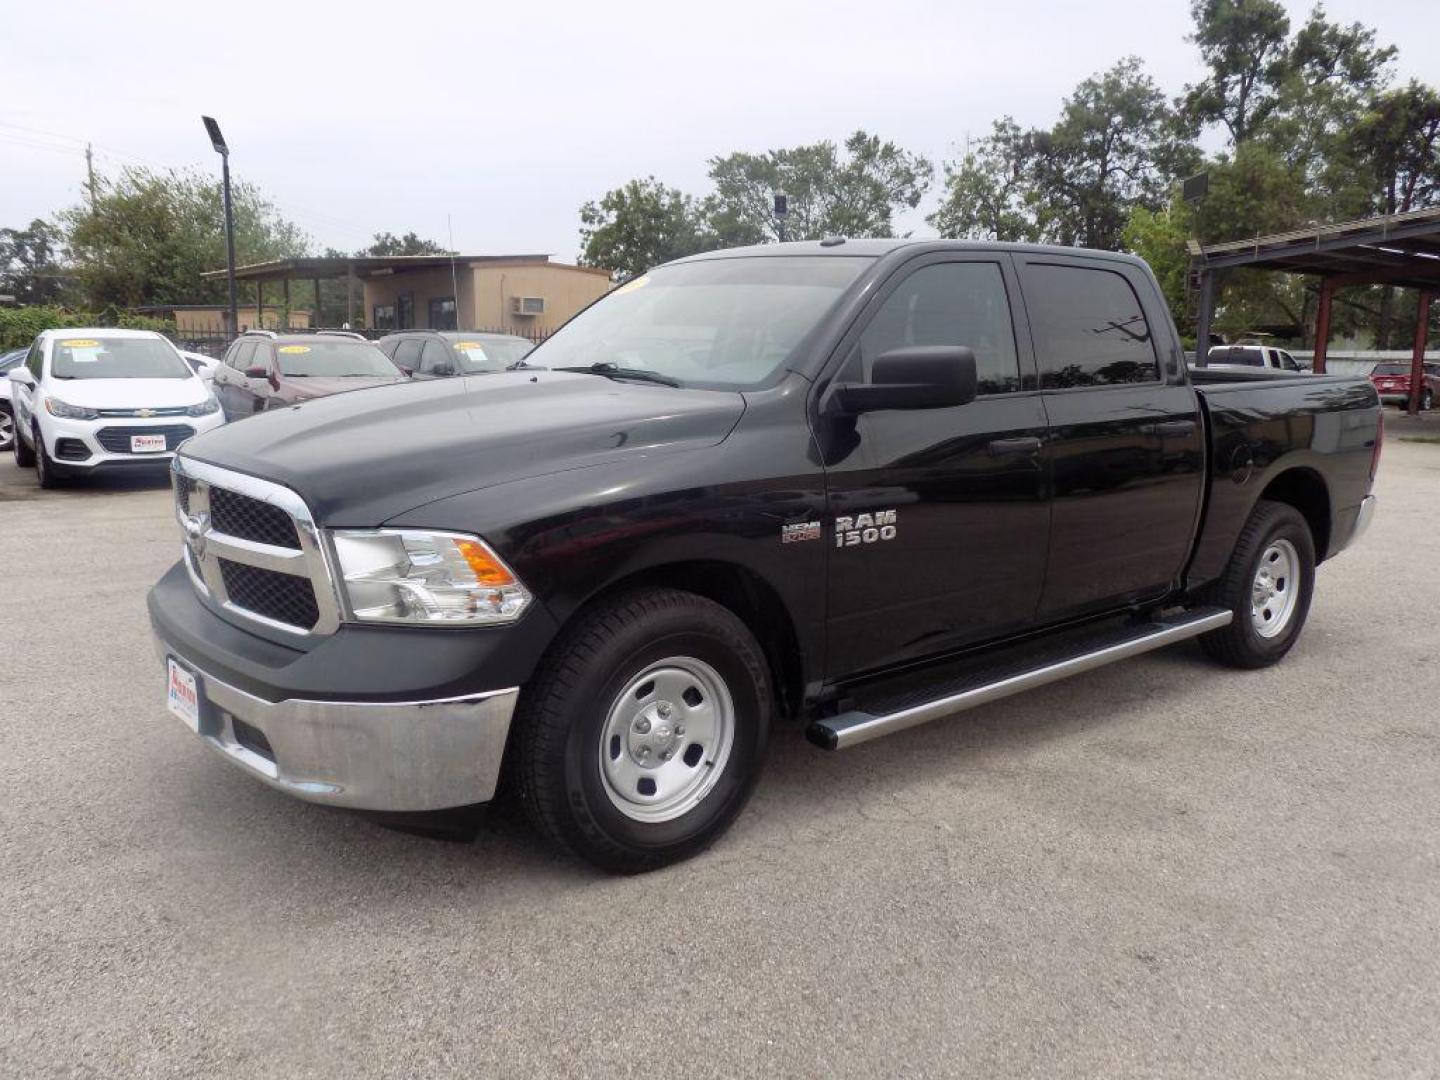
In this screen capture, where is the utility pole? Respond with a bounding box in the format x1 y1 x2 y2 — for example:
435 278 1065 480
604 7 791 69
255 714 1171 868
85 144 97 214
773 193 788 244
202 117 239 338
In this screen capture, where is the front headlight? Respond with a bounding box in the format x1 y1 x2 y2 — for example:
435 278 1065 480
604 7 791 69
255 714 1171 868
44 396 99 421
186 394 220 416
331 529 532 625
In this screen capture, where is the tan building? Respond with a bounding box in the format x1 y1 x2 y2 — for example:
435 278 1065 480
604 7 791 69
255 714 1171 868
204 254 613 336
132 304 311 333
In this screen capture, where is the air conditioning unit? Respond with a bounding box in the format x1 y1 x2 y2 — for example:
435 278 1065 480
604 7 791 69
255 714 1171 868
510 296 545 317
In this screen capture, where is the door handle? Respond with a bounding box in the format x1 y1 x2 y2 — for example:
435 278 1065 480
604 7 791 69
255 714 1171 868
1147 420 1197 439
987 436 1042 457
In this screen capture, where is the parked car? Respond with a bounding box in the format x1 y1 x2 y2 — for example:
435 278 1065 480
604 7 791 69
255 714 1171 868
210 331 407 421
1207 344 1306 372
149 239 1381 872
178 349 220 385
9 329 224 487
1369 361 1438 411
377 330 534 379
0 347 26 452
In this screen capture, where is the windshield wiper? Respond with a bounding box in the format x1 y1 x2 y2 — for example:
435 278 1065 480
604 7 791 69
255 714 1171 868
557 362 680 387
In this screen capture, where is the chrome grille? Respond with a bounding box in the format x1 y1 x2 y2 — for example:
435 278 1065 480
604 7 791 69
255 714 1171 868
171 456 341 638
96 424 194 453
210 487 301 550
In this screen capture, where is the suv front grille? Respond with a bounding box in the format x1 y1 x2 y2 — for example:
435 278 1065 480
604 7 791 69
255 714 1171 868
218 559 320 629
96 424 194 453
210 487 301 549
174 473 192 515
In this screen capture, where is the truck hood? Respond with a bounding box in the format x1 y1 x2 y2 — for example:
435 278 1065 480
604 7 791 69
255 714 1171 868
180 370 746 524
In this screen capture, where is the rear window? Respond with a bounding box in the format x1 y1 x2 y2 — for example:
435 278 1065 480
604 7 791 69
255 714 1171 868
445 335 532 372
1372 363 1410 376
49 336 191 380
1210 347 1266 366
1021 264 1160 388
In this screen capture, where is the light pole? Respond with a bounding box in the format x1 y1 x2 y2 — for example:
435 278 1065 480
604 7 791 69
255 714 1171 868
773 193 788 243
202 116 239 337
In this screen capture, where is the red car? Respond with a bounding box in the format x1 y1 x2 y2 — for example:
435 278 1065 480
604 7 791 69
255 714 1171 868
1370 361 1439 411
211 331 408 421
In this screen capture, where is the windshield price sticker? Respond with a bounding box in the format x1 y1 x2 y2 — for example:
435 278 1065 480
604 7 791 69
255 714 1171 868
278 345 311 354
454 342 483 351
60 338 101 348
614 275 649 296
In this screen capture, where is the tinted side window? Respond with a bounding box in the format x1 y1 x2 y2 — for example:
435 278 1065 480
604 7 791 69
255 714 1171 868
1022 264 1160 389
28 340 44 378
249 343 273 372
393 339 423 368
227 341 256 370
858 262 1021 395
1279 351 1300 371
419 340 451 374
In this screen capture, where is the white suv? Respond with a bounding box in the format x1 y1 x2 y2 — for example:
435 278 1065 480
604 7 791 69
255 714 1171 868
8 328 224 487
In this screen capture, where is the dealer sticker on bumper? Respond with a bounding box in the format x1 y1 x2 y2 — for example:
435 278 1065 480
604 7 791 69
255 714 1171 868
131 433 167 453
166 658 200 732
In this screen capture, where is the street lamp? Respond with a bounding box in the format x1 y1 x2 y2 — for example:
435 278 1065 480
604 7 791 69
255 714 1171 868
202 116 239 337
773 193 788 243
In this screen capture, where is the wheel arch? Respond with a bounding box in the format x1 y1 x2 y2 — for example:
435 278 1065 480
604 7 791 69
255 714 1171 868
1259 467 1332 560
557 559 807 720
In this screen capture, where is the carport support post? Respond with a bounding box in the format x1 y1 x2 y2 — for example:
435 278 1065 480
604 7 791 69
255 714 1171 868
1409 290 1433 416
313 276 322 327
282 276 291 330
1314 279 1334 375
1194 267 1215 366
346 260 355 328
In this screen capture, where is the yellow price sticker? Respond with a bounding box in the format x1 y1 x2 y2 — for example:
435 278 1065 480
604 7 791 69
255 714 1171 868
277 345 311 354
60 339 101 348
454 342 483 351
614 275 649 296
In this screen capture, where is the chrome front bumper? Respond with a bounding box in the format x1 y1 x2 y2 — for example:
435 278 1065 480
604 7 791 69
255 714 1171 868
154 639 518 812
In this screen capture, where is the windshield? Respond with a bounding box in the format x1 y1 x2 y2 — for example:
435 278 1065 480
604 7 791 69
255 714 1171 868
49 336 192 380
0 350 24 371
274 341 400 377
527 255 872 389
1373 363 1410 376
444 335 532 372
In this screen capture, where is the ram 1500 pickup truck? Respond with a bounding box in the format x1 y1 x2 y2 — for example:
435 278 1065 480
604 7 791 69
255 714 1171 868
149 240 1381 872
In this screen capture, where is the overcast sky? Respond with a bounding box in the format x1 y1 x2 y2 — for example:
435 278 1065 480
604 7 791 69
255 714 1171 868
1 0 1433 262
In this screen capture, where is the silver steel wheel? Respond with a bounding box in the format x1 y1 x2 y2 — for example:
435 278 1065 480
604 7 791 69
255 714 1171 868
598 656 736 823
1251 538 1300 639
0 410 12 451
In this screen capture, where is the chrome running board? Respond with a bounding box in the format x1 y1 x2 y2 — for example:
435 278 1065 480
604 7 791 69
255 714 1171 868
807 607 1232 751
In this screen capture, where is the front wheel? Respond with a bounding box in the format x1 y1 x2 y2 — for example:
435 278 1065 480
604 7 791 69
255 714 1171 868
1422 388 1434 412
1199 499 1316 669
33 427 64 489
0 406 14 453
513 587 772 872
13 415 35 466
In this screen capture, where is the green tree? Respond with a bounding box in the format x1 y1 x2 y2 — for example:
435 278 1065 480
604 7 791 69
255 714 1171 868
929 119 1040 242
364 231 446 256
1182 0 1293 144
0 219 69 304
705 130 932 244
578 177 711 280
61 166 308 309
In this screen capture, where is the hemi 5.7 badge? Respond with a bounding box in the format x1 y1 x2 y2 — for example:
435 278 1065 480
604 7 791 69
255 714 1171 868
781 521 822 543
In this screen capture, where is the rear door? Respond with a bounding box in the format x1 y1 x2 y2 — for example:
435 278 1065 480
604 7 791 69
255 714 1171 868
821 253 1050 675
1014 256 1204 620
393 338 424 377
214 340 254 419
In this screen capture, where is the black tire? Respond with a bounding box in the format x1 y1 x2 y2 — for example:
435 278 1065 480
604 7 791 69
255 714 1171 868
0 404 13 454
13 416 35 466
513 587 772 873
33 428 65 489
1199 499 1316 669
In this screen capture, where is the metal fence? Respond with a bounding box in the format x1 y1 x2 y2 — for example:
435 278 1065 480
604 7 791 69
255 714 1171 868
165 325 556 359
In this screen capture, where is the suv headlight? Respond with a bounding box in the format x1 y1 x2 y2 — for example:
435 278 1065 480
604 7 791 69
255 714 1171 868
44 396 99 421
331 529 531 625
186 394 220 416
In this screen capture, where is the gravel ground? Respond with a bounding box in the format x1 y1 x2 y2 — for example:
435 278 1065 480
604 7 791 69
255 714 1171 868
1 435 1436 1079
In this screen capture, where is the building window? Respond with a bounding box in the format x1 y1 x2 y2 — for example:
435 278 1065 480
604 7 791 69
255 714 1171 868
397 293 414 330
373 303 396 330
429 296 457 331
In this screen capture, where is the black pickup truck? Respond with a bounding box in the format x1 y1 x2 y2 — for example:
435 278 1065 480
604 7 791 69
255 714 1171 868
149 240 1381 871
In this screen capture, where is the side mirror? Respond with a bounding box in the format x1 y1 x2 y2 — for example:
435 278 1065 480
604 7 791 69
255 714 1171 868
834 346 978 413
244 365 268 379
432 363 456 377
398 365 414 377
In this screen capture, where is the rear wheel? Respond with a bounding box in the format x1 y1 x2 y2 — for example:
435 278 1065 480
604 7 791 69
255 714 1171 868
0 405 13 453
1199 499 1316 669
1422 388 1434 411
514 587 771 872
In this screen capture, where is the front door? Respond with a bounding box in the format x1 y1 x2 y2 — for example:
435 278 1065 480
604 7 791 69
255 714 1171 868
819 255 1051 677
1013 255 1205 620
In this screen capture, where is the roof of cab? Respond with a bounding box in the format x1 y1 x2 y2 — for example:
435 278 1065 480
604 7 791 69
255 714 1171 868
666 238 1151 268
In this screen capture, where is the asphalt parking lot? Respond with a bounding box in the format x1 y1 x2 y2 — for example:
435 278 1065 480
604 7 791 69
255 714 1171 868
2 433 1438 1079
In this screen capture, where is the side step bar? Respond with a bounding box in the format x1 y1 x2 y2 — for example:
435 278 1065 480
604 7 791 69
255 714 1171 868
807 607 1232 751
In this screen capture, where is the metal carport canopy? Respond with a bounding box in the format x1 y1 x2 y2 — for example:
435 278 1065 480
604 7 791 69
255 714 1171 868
1191 206 1440 415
